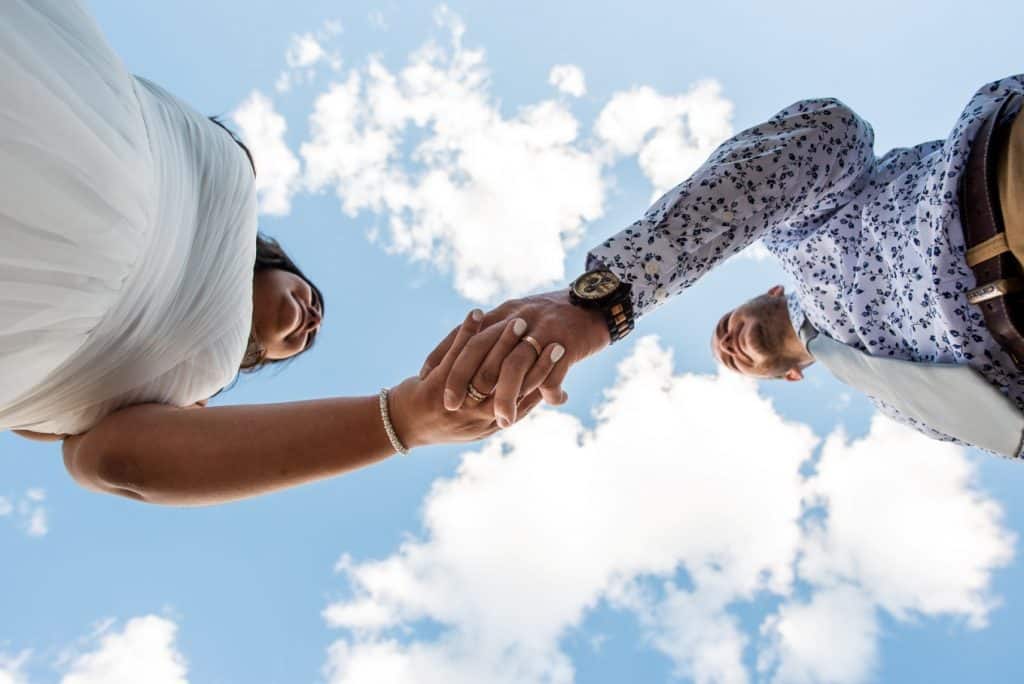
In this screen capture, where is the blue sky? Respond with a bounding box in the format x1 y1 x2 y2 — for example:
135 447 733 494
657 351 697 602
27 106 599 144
3 1 1024 683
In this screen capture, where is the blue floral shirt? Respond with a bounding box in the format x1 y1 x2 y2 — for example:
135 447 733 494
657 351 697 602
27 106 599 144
588 75 1024 447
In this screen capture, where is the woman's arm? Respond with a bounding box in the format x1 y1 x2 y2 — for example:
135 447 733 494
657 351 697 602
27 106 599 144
62 395 400 506
12 401 207 443
60 310 550 507
13 430 66 442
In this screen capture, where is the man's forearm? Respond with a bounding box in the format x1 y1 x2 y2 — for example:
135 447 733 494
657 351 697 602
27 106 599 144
585 98 874 318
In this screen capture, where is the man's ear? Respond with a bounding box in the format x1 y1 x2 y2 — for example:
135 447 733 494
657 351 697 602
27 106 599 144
767 284 785 297
783 367 804 382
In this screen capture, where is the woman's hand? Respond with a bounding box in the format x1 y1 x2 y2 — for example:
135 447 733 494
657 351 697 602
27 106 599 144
386 309 548 449
418 289 610 425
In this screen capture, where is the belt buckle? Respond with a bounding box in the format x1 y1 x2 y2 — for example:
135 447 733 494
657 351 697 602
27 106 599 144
966 278 1024 305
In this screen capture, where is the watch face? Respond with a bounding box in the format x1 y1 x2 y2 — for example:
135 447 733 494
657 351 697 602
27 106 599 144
573 269 621 300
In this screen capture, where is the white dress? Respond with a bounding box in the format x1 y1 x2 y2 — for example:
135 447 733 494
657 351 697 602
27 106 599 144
0 0 257 434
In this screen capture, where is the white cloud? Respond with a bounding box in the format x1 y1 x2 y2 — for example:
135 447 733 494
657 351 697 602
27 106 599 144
799 417 1014 627
1 489 48 537
285 31 342 73
595 80 734 200
247 9 739 300
286 33 328 69
759 585 877 684
23 507 46 537
616 581 750 684
301 7 606 302
0 615 188 684
287 8 738 302
232 91 302 216
275 23 344 94
20 488 46 537
741 240 773 261
321 337 1012 684
0 651 29 684
323 638 573 684
548 65 586 97
61 615 188 684
274 72 293 94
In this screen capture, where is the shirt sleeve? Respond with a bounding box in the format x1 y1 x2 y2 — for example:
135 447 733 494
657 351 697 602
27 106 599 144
871 398 965 447
587 98 876 317
865 398 1020 459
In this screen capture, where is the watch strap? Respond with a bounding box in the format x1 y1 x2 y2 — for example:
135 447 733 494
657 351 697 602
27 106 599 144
602 284 635 343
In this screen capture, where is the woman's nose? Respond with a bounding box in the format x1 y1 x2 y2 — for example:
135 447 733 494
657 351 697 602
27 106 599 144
307 303 322 330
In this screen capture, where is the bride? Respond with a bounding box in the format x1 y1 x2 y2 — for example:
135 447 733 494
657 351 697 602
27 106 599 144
1 1 562 506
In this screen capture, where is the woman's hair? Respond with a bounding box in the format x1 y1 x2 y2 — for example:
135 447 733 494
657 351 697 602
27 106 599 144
239 234 326 373
209 115 256 175
207 116 325 373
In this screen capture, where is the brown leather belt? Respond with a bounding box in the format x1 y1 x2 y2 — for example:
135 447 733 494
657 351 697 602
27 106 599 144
959 92 1024 368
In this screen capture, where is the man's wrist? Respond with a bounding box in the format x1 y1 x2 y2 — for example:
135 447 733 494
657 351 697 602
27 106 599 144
559 288 611 351
567 266 635 344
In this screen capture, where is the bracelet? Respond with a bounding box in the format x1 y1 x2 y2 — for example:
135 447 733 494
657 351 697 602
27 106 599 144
378 388 410 456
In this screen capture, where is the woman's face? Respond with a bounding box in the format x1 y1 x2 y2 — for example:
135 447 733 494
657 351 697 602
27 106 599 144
251 268 323 361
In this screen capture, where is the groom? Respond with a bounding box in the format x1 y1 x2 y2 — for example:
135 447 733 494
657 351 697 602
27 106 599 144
422 76 1024 456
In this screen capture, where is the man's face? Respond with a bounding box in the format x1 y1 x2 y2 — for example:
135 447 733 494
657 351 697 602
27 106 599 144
710 287 806 381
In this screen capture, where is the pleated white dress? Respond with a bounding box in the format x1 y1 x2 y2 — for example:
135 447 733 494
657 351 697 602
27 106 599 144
0 1 257 435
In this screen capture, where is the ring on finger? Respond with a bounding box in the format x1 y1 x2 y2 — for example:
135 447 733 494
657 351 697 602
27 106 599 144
521 335 543 357
466 383 490 403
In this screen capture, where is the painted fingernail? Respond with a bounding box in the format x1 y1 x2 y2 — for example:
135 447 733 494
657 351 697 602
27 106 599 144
550 344 565 363
497 416 510 428
512 318 527 336
444 389 457 410
471 309 483 322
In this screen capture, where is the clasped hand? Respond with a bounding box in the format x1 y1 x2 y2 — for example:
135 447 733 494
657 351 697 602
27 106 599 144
390 289 611 449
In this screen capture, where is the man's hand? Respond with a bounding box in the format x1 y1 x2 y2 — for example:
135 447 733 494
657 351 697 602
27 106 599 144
419 289 612 427
389 309 548 450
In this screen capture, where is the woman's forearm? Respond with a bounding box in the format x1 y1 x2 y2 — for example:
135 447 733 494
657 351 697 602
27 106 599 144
63 396 398 506
61 311 518 507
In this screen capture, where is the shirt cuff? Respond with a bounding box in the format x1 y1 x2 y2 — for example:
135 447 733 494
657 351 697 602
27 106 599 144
585 247 656 318
585 252 606 272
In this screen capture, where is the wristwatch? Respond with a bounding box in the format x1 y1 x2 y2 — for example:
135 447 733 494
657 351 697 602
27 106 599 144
568 268 635 343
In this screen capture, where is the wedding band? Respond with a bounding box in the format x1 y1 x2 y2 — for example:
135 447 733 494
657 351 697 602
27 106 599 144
467 383 489 403
521 335 543 356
